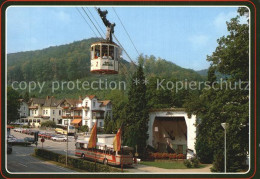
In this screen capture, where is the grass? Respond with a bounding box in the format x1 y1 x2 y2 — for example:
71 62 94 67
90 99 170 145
140 160 207 169
31 154 86 172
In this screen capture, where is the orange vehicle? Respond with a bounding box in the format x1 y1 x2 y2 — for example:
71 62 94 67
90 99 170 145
75 140 133 166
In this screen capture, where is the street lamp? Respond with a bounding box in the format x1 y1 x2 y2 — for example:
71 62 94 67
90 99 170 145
66 112 70 166
221 122 229 173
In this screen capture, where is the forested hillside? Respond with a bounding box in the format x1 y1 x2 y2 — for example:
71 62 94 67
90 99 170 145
7 38 204 83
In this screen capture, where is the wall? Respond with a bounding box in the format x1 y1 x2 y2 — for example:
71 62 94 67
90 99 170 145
148 109 197 159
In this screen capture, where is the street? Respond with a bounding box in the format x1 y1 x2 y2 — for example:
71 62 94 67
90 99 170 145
7 129 212 173
7 129 77 173
7 145 76 173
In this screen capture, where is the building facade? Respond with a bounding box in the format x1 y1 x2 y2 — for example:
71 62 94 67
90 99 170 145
148 108 197 159
20 95 112 129
18 99 29 120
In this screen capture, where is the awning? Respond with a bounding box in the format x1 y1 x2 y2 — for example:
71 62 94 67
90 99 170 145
71 119 82 124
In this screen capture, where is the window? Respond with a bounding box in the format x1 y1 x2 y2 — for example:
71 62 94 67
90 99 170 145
53 110 55 115
59 110 61 115
93 101 96 107
85 101 88 107
93 112 96 117
53 118 55 122
24 107 25 110
114 47 118 61
99 122 102 127
94 45 100 59
101 45 108 57
109 45 114 60
35 110 36 114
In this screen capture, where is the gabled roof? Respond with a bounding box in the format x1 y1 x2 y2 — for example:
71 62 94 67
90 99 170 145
85 95 97 100
65 98 82 106
18 99 29 104
29 98 45 105
43 96 63 107
99 100 111 107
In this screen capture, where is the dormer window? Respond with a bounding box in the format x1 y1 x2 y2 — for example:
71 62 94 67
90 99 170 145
93 101 96 107
85 101 88 107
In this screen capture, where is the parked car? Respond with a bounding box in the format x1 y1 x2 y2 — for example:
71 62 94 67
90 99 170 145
38 132 46 138
7 135 17 142
52 135 67 142
14 128 23 132
45 133 56 140
21 129 28 134
28 130 37 135
7 144 12 154
24 137 35 144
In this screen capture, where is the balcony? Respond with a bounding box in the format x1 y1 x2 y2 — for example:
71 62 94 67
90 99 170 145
73 115 82 118
29 106 38 109
62 116 73 119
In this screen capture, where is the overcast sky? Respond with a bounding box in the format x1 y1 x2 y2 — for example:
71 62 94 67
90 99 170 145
7 6 245 70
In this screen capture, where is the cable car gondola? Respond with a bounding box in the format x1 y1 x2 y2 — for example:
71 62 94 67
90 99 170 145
90 8 121 74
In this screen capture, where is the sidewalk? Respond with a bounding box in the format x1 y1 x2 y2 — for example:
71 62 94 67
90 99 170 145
126 164 212 173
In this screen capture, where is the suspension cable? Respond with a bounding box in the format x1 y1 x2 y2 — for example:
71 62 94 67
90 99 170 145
75 7 98 38
113 34 137 69
81 7 104 38
112 7 140 56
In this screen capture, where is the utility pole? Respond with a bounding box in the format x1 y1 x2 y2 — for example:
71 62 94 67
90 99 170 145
66 111 70 166
221 123 229 173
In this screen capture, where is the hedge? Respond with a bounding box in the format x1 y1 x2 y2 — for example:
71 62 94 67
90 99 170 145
34 148 121 172
150 152 186 160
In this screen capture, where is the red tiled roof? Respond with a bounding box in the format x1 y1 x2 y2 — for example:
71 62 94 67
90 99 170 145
98 100 111 107
86 95 96 100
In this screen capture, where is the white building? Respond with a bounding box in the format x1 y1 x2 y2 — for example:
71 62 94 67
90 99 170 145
18 99 29 120
21 95 112 129
82 95 112 129
25 96 62 127
59 98 83 126
148 108 197 159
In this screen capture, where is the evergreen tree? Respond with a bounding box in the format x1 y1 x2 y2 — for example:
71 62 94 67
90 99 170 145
184 7 249 172
124 63 149 157
104 112 112 134
23 91 30 102
7 87 21 124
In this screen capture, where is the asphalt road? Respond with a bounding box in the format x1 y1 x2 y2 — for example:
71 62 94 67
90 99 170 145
7 129 212 173
7 129 78 173
7 145 76 173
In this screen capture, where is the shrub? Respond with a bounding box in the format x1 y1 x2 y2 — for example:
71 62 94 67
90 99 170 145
169 153 177 160
162 153 169 159
40 121 56 128
78 125 89 132
211 152 224 172
22 125 30 128
183 157 200 168
177 154 185 159
191 157 200 168
34 148 120 172
183 159 192 168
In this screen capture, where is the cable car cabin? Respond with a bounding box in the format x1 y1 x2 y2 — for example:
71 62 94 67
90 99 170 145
90 41 121 74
